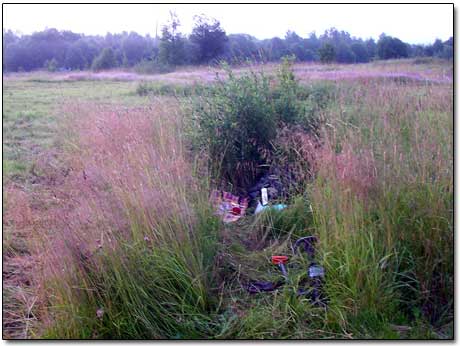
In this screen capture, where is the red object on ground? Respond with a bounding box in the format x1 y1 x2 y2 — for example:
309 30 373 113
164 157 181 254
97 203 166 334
231 206 241 215
271 255 289 265
210 189 248 223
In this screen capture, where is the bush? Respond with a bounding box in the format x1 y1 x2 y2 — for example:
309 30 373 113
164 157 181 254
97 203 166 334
188 59 332 190
189 67 277 189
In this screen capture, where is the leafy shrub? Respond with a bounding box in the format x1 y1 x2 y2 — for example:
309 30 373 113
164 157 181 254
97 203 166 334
188 59 329 190
189 68 277 189
272 56 307 125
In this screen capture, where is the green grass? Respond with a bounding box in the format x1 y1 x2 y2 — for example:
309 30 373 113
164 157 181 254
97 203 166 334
3 159 27 177
2 78 166 183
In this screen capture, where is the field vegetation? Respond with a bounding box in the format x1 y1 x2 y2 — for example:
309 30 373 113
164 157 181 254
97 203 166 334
3 58 453 339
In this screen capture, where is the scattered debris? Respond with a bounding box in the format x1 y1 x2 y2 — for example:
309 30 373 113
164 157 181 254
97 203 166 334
254 201 288 215
211 190 248 223
248 172 287 208
246 280 284 294
96 308 104 319
246 169 293 214
271 255 289 279
254 201 264 214
261 187 269 205
308 264 325 278
245 235 328 307
295 236 327 306
294 236 317 258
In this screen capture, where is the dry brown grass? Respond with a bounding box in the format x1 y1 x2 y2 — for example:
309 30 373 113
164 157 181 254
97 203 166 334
3 98 198 338
3 59 452 85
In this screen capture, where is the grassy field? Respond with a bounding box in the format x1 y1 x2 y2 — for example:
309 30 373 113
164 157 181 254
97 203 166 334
2 59 453 339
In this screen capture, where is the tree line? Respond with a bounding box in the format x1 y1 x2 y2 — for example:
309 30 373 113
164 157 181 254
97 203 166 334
3 13 453 72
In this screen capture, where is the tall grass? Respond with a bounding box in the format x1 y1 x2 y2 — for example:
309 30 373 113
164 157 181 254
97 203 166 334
210 74 452 339
307 79 453 336
32 101 222 338
10 62 452 339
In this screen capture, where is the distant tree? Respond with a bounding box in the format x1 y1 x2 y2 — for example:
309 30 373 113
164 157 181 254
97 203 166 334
4 41 27 71
350 42 369 63
303 49 317 62
158 12 186 66
64 43 87 69
150 35 160 61
423 45 434 57
265 37 288 61
321 27 352 47
74 38 100 69
440 45 453 59
408 44 424 58
28 28 69 68
440 37 453 59
336 43 355 63
91 47 117 71
183 39 201 65
377 34 408 59
432 39 444 56
365 38 377 60
305 32 320 51
190 15 227 64
319 42 335 63
224 34 259 63
122 32 149 66
284 31 309 61
3 25 435 72
61 30 81 42
3 29 18 48
426 38 452 59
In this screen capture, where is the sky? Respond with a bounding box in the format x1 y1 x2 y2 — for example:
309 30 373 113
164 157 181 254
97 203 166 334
3 3 453 44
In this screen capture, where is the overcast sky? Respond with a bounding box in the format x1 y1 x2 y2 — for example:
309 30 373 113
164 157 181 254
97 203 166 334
3 4 453 44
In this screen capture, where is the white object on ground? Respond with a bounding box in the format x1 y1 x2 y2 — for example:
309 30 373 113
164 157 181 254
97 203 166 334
255 201 265 214
261 187 268 205
308 265 325 278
